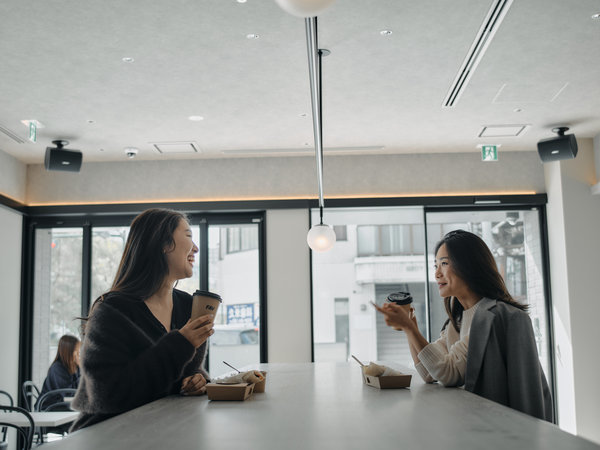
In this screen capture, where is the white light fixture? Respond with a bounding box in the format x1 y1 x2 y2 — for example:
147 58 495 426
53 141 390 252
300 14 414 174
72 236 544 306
307 223 336 252
380 30 393 36
304 17 336 252
188 115 204 121
122 57 134 63
246 33 260 39
275 0 335 18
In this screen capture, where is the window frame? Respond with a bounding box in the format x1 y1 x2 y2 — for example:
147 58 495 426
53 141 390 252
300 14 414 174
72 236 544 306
19 210 267 398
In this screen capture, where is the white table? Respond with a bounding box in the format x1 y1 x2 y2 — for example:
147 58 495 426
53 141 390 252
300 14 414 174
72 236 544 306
41 362 599 450
0 411 79 427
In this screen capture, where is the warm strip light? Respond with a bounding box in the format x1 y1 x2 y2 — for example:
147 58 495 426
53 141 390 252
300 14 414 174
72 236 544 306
24 191 538 207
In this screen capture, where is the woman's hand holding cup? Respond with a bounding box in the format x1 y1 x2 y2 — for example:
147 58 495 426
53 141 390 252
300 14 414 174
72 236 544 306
179 314 214 348
372 302 414 331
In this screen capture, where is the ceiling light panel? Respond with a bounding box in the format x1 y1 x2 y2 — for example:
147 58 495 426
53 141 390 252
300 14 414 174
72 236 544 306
151 141 201 154
479 124 529 138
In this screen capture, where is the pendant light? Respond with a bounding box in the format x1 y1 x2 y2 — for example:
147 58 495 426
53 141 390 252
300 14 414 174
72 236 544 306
304 17 336 252
274 0 335 18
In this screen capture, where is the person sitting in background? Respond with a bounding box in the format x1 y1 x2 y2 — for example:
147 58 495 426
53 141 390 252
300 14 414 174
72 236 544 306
36 335 80 411
70 208 215 431
374 229 553 422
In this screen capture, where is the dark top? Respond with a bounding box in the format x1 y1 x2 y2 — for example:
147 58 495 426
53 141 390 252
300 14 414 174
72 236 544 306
36 361 80 410
70 289 208 431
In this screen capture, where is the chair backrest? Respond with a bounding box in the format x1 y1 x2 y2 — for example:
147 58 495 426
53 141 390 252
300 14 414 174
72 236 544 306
0 406 34 450
36 388 77 412
0 392 13 408
0 391 15 443
21 382 40 412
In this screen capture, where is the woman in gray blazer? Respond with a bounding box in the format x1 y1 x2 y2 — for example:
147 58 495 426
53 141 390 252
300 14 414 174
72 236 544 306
375 230 553 422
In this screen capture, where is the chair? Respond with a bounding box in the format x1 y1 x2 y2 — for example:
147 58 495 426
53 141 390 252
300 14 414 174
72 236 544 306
20 382 40 413
0 406 34 450
35 388 77 443
35 388 77 412
1 390 15 449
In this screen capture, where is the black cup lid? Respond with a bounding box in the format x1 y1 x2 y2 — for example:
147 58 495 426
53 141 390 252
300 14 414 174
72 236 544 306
386 292 413 305
193 290 222 302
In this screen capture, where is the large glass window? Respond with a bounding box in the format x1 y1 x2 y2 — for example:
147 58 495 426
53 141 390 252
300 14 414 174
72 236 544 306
311 206 551 386
311 207 427 365
29 214 264 387
32 228 83 387
90 226 129 303
207 224 261 377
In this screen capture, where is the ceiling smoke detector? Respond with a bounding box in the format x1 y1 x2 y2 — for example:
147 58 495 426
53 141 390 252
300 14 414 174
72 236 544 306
124 147 139 159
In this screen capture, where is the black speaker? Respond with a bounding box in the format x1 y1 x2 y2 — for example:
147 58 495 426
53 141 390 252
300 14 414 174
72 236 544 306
44 140 82 172
537 128 578 162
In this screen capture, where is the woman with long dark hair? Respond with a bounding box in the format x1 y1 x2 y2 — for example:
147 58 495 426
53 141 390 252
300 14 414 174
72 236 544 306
71 209 215 431
375 229 553 421
37 335 81 410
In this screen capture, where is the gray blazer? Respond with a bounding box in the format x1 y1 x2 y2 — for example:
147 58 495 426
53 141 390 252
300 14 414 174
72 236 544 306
465 297 554 422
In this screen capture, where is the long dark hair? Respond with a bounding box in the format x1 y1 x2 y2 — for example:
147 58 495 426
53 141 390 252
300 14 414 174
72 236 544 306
54 335 80 375
89 208 187 313
436 229 527 332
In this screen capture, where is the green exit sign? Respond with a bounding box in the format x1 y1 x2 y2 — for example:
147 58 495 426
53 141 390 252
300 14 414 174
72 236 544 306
481 145 498 161
29 121 37 143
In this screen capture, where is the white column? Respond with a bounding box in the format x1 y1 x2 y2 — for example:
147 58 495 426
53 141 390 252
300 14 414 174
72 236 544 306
544 138 600 444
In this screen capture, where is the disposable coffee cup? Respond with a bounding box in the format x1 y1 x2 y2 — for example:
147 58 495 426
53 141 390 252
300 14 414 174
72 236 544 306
386 292 413 311
191 290 222 321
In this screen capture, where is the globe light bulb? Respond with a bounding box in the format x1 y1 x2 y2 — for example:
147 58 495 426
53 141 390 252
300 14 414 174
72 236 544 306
274 0 336 18
307 223 336 252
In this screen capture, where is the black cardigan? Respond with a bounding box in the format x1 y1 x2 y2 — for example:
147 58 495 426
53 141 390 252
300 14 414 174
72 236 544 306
70 289 208 431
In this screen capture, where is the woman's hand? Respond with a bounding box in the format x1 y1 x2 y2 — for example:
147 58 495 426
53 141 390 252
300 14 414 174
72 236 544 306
373 302 416 331
179 315 214 348
180 373 207 396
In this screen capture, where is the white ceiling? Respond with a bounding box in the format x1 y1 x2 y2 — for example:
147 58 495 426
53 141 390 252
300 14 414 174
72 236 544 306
1 0 599 164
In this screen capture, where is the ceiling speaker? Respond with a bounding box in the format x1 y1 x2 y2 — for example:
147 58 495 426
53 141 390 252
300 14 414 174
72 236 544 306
44 140 82 172
537 127 578 163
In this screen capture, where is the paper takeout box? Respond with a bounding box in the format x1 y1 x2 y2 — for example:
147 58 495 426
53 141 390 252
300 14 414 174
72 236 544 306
206 383 254 401
362 372 412 389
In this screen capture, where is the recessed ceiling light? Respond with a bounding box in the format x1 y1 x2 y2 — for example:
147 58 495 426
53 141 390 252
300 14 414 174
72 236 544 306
87 119 95 124
237 0 247 3
380 30 393 36
513 108 522 113
188 115 204 121
122 57 134 63
246 33 260 39
592 13 600 19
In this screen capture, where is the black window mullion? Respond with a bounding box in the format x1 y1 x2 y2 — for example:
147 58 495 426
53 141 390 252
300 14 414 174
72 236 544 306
198 219 208 292
81 223 92 317
256 214 268 363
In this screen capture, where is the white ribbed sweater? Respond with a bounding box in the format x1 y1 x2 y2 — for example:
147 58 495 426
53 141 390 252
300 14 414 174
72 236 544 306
415 301 480 387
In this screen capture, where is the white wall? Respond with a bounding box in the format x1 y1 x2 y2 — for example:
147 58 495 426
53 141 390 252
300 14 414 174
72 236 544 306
266 209 312 362
0 148 27 203
0 205 23 403
545 138 600 443
25 151 545 204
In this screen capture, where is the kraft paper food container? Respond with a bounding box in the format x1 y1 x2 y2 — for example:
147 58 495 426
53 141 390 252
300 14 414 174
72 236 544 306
206 383 254 401
253 371 267 393
361 370 412 389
